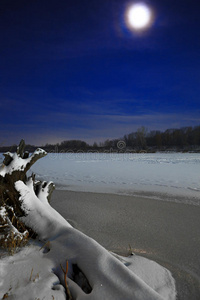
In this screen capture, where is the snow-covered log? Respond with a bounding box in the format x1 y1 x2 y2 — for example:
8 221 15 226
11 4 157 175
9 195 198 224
15 178 175 299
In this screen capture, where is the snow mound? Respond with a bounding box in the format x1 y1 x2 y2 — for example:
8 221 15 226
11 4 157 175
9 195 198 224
0 243 176 300
0 245 66 300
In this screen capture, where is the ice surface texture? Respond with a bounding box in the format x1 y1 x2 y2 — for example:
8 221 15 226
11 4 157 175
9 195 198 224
29 152 200 204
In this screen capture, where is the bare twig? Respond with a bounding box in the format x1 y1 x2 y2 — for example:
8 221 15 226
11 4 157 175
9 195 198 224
39 240 50 251
29 268 34 281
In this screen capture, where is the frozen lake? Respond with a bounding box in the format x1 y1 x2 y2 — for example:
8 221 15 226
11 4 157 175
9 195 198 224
1 151 199 205
27 152 200 205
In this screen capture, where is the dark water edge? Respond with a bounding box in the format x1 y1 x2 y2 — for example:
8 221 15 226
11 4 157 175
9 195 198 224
138 253 200 300
55 184 200 207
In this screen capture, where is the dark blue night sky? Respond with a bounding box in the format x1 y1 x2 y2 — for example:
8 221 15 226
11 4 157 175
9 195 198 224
0 0 200 145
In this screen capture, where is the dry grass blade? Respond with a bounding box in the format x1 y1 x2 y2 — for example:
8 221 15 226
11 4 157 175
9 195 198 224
29 268 34 281
60 260 72 300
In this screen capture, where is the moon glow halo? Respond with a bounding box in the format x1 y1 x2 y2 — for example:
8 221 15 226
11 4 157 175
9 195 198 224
126 3 154 32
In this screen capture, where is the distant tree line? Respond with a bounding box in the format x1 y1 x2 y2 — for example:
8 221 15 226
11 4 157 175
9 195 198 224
123 126 200 152
0 125 200 153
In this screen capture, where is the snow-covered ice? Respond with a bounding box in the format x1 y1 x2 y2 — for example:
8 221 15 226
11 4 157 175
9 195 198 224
26 152 200 205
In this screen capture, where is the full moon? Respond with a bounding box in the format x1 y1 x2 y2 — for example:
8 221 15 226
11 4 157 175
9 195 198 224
126 3 153 31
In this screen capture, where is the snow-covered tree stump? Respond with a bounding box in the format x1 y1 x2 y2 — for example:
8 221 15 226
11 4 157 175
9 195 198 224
0 139 53 250
0 141 176 299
